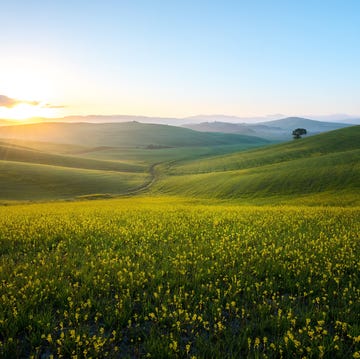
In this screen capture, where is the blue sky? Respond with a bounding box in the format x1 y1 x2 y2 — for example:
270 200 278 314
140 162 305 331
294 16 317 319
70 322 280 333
1 0 360 118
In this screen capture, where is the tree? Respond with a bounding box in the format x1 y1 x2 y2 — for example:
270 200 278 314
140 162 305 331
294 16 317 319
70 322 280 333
292 128 307 139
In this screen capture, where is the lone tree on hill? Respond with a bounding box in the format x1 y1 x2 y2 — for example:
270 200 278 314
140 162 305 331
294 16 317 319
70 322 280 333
292 128 307 139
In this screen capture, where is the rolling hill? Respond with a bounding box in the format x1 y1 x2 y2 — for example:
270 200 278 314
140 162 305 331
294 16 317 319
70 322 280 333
0 121 270 148
0 142 144 172
152 126 360 204
183 117 352 141
183 122 291 141
182 122 257 135
1 123 358 204
257 117 351 132
0 122 270 201
0 139 150 200
0 160 148 201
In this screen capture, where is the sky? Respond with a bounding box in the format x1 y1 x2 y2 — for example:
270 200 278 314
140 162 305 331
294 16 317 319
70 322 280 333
1 0 360 119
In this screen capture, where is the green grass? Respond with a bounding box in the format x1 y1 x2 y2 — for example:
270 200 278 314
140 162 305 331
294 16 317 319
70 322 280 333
153 149 360 202
0 198 359 357
0 142 270 202
0 160 147 200
0 121 270 148
0 126 359 205
0 138 90 154
149 127 360 204
169 126 360 174
0 122 272 201
1 126 360 357
81 144 262 165
0 143 145 173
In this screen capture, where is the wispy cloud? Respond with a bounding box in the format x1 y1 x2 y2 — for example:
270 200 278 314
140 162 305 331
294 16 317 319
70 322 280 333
43 103 66 109
0 94 64 109
0 94 39 108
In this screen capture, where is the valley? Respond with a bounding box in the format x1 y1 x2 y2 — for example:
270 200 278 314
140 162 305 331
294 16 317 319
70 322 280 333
0 120 359 358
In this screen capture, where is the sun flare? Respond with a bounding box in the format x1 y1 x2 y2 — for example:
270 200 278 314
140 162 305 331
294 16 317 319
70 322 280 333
0 103 60 121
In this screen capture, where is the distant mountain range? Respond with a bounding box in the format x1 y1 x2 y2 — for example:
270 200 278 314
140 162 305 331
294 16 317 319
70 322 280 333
1 114 359 127
256 117 352 130
0 115 358 142
0 115 186 126
182 114 360 125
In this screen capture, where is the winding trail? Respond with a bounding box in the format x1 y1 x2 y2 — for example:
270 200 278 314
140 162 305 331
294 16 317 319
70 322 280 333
118 162 162 197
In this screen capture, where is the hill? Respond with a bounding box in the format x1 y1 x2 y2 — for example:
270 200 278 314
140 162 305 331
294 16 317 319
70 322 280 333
182 121 289 141
0 137 151 200
258 117 351 132
182 122 257 135
183 117 352 141
0 160 147 201
153 126 360 204
1 124 358 204
0 122 270 201
0 121 269 148
0 142 144 172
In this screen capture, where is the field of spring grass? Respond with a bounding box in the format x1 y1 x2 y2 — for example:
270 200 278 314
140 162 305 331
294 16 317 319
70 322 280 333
1 126 358 203
0 135 262 202
153 127 360 204
1 197 360 358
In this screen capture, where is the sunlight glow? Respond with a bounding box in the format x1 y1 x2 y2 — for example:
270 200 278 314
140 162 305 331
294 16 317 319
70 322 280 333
0 103 60 120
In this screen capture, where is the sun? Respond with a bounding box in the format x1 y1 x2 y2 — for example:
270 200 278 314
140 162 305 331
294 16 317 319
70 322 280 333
0 103 61 121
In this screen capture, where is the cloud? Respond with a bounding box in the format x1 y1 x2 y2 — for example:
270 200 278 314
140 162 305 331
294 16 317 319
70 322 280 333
43 103 66 109
0 94 64 109
0 94 39 108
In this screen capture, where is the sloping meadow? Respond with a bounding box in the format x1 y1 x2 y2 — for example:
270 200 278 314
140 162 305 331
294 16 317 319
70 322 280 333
0 197 359 357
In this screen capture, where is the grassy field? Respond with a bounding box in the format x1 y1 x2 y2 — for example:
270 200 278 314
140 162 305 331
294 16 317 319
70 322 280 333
0 143 145 173
0 161 148 201
0 122 269 148
153 148 360 203
1 126 359 357
0 142 265 202
0 198 359 358
0 121 270 202
1 126 359 203
168 126 360 174
151 127 360 205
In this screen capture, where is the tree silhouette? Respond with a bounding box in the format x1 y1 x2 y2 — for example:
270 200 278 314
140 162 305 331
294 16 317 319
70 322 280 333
292 128 307 139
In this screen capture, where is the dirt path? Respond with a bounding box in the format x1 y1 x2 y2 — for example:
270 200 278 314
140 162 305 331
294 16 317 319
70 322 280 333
118 162 161 197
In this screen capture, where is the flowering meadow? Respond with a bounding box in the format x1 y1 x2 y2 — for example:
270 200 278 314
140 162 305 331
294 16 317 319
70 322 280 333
1 198 359 358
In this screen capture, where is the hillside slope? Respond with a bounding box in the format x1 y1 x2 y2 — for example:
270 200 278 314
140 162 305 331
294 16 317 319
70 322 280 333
0 160 147 201
258 117 351 132
0 122 269 148
153 126 360 203
170 126 360 174
0 142 144 172
183 117 351 141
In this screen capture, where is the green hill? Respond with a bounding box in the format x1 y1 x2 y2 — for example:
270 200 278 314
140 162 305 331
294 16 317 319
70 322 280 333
0 139 147 201
259 116 351 132
1 125 358 204
153 126 360 204
0 122 271 201
0 137 92 154
169 126 360 174
0 160 148 201
0 121 270 201
182 117 352 141
0 121 269 148
0 142 144 173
